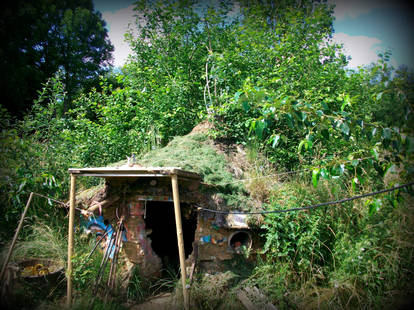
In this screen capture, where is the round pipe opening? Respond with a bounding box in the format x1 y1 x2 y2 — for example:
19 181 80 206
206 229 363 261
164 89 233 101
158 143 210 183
228 231 252 254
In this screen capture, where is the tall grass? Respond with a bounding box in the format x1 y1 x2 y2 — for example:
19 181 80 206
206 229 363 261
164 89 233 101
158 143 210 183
1 219 67 266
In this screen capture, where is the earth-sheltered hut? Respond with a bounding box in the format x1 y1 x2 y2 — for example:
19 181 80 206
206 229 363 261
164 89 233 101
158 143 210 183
66 130 264 309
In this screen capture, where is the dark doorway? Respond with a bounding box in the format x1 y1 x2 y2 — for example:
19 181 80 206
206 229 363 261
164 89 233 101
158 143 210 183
144 201 197 275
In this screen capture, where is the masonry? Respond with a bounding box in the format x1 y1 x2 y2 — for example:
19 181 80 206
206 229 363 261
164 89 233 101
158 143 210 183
74 166 262 281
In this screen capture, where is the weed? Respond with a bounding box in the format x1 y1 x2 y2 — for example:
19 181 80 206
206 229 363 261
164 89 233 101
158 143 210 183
126 266 151 303
1 220 66 266
243 146 280 202
245 173 414 309
150 266 180 295
70 293 127 310
188 271 241 310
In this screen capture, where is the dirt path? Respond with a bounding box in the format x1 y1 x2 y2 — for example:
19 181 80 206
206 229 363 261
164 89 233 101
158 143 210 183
129 293 178 310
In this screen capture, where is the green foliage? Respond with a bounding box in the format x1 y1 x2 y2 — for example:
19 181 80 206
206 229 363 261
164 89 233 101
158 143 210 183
0 0 113 116
189 271 242 310
201 1 414 191
124 0 209 143
71 250 104 291
262 180 339 273
328 195 414 308
244 180 412 309
140 133 235 186
0 221 66 265
70 293 127 310
246 261 296 309
0 1 413 308
139 132 253 210
126 267 151 303
255 176 414 309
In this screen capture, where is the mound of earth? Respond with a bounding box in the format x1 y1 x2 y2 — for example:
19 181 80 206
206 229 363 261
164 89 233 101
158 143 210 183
77 121 265 213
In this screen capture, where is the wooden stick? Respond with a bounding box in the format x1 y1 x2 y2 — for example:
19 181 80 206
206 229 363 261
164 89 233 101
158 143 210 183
107 221 122 290
171 174 189 310
107 230 118 288
0 192 34 283
111 218 124 289
67 174 76 308
189 243 198 285
94 232 116 292
85 228 109 261
109 224 123 289
87 195 120 213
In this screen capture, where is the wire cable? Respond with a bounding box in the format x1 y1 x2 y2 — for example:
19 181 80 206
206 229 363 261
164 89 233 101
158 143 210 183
195 182 414 215
31 192 85 212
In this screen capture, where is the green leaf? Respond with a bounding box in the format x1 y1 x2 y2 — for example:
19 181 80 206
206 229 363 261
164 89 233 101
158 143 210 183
383 127 392 140
17 181 26 193
370 148 379 160
351 176 358 191
321 128 330 140
249 120 256 135
312 168 320 188
234 91 242 101
366 129 373 141
340 122 350 135
306 138 312 151
320 168 329 180
242 101 250 112
272 134 280 148
301 112 307 122
255 119 265 138
285 113 294 129
367 199 382 216
298 140 306 153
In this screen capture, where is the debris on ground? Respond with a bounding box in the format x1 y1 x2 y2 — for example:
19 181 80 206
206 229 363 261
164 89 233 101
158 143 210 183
129 293 177 310
21 263 49 277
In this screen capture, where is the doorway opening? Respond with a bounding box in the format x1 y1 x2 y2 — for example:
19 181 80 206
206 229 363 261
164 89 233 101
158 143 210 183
144 201 197 277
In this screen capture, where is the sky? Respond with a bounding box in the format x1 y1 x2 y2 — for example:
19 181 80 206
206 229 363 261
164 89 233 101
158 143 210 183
93 0 414 70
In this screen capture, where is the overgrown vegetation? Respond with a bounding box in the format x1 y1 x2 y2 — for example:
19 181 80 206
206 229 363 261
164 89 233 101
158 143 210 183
1 0 413 308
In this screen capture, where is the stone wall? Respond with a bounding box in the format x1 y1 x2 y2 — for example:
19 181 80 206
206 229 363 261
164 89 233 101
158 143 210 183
81 176 262 279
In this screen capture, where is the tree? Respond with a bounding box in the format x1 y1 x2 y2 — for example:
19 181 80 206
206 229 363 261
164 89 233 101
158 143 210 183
0 0 113 117
123 0 412 182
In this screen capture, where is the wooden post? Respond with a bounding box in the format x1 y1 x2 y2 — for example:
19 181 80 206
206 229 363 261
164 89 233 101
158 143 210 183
0 192 34 283
171 174 189 310
67 174 76 308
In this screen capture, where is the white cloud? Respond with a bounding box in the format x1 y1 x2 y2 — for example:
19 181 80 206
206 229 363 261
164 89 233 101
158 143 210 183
332 32 382 68
330 0 389 21
102 5 136 67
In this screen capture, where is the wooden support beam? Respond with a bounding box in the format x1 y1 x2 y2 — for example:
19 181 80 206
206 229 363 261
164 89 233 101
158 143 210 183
171 174 189 310
67 174 76 308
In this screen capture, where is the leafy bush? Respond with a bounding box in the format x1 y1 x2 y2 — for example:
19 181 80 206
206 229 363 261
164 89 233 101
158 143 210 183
253 177 414 309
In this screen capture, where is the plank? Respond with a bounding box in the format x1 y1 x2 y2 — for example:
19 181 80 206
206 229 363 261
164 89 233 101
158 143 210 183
237 290 257 310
